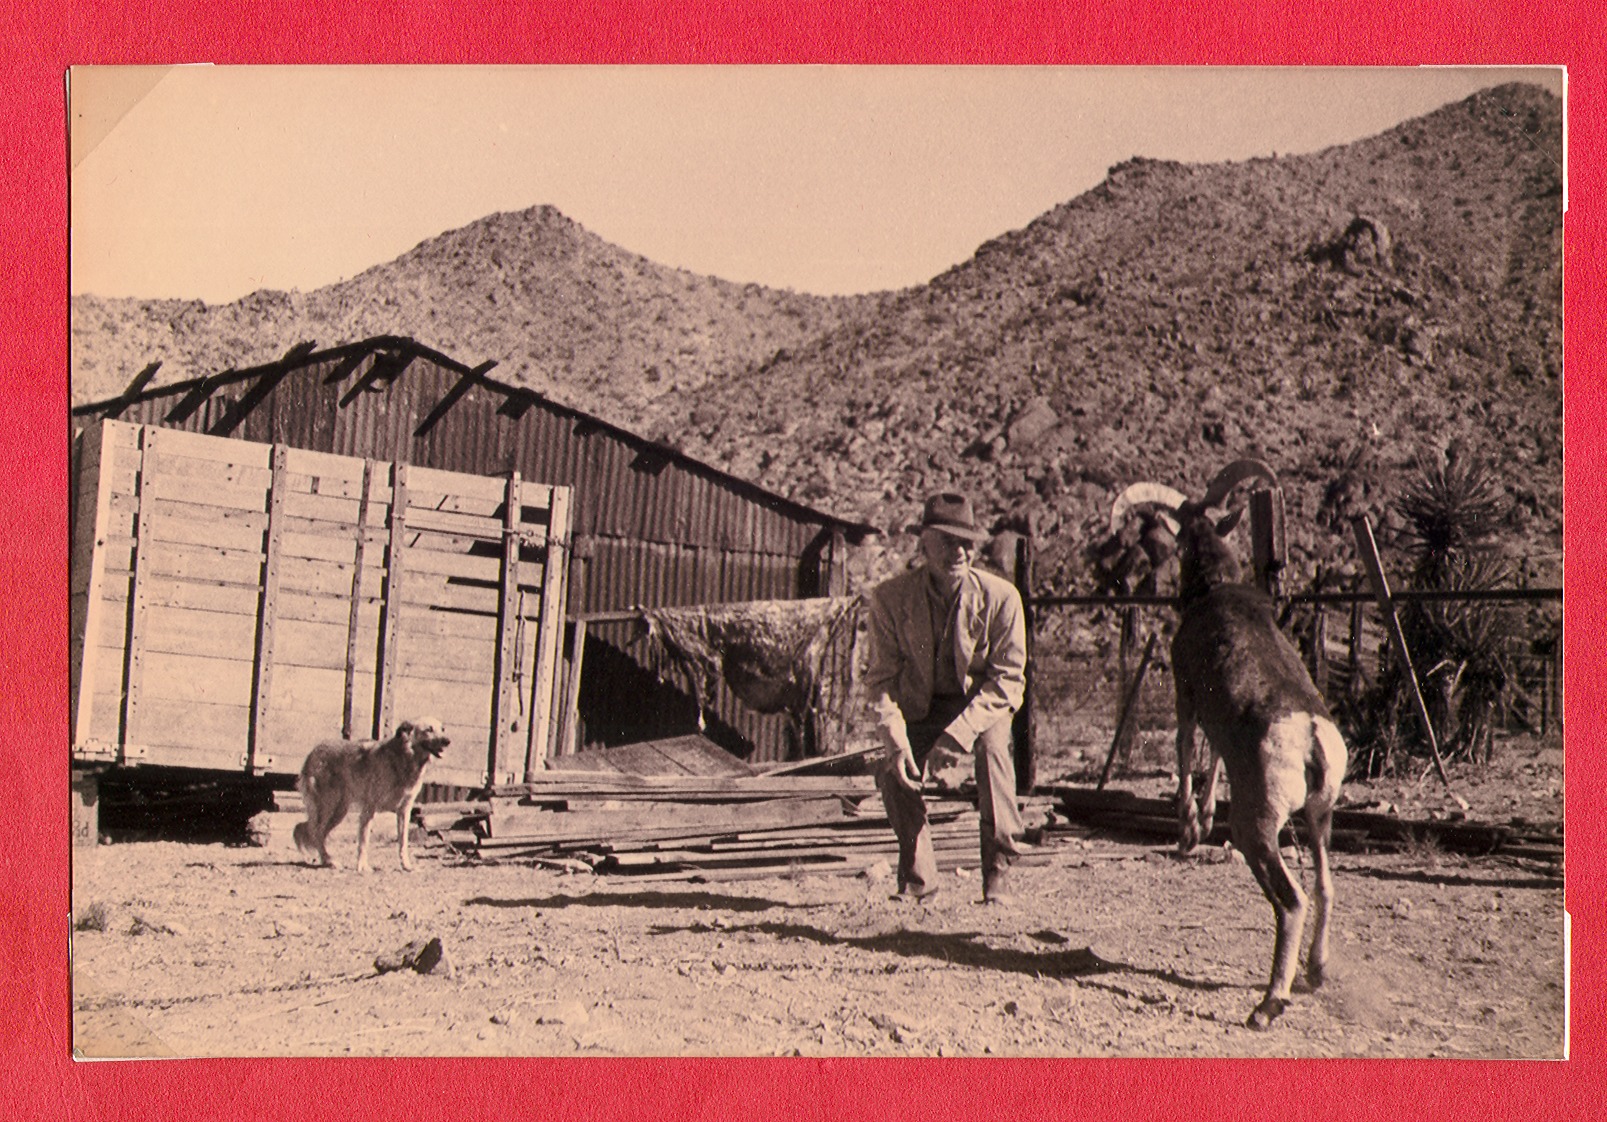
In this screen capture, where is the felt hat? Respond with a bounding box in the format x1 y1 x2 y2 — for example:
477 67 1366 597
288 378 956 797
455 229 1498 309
906 492 991 542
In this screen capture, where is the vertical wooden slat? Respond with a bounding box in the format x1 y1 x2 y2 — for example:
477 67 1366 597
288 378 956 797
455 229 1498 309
524 486 572 777
120 425 159 759
826 529 848 597
376 461 409 736
489 472 523 785
342 458 376 739
70 422 117 758
553 618 588 759
246 443 289 773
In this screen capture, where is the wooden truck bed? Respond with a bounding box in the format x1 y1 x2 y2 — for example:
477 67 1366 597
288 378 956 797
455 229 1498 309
69 420 573 788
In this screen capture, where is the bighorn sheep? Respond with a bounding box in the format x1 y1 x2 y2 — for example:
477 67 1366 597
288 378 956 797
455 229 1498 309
1118 460 1348 1029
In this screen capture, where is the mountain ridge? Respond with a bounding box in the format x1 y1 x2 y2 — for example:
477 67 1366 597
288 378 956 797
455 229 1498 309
71 81 1562 596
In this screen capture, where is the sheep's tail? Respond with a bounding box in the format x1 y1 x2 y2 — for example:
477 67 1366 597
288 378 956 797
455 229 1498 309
1307 716 1347 809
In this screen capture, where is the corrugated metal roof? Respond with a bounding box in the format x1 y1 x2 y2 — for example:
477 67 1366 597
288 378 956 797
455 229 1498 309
74 336 877 541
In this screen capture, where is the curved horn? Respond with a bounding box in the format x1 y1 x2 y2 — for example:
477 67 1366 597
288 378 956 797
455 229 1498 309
1200 459 1278 510
1110 481 1187 536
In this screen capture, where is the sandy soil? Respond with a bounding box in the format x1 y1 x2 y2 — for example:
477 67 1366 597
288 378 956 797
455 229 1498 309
70 741 1565 1059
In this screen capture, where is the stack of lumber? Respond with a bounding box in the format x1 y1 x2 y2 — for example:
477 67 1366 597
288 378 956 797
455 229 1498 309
412 734 1081 883
422 769 1009 883
1048 786 1563 864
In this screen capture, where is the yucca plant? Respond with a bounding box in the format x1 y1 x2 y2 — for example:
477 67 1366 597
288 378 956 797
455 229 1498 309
1391 449 1520 763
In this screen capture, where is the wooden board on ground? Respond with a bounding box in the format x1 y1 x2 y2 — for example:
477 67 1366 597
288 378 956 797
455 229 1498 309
484 795 848 842
542 734 757 778
495 773 879 801
1049 785 1552 857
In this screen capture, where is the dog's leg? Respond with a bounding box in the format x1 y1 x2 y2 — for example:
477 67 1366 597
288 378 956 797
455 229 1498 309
397 797 416 871
355 806 376 873
318 793 348 868
294 769 323 864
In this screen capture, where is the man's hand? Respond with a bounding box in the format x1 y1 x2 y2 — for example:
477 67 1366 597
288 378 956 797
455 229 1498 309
888 746 923 793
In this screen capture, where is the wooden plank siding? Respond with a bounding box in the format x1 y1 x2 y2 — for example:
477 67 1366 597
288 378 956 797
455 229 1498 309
70 419 573 787
72 338 874 763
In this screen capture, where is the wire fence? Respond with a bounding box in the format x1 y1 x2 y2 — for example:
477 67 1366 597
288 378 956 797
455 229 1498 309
1024 581 1562 782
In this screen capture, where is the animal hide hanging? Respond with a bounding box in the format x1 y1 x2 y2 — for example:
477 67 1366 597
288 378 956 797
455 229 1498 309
638 597 863 734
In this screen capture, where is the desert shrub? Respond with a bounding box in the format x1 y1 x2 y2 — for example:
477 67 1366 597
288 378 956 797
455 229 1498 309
1357 449 1522 770
74 902 110 932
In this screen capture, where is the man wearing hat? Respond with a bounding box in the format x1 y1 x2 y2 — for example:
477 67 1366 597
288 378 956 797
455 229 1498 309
864 492 1029 904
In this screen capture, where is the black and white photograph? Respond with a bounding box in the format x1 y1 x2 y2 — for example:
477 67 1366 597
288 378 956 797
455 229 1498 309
67 65 1564 1059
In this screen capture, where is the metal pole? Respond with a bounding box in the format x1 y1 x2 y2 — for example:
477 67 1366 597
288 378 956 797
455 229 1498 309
1350 515 1465 806
1098 632 1159 791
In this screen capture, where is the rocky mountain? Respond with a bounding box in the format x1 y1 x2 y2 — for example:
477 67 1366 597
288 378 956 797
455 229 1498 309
72 82 1562 599
71 205 868 417
640 81 1563 592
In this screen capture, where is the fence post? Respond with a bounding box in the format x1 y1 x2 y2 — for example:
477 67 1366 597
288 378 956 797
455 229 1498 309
1013 534 1036 794
1310 598 1329 696
1249 486 1286 598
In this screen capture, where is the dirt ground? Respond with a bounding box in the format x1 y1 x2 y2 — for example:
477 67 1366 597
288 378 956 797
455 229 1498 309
70 738 1565 1059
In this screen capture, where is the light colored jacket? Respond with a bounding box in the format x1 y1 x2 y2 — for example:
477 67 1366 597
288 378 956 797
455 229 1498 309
863 564 1027 752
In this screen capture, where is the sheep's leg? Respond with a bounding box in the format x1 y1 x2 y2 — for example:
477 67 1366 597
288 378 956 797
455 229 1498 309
1175 709 1202 852
1196 753 1220 840
1303 802 1335 988
1234 799 1309 1030
1303 716 1347 988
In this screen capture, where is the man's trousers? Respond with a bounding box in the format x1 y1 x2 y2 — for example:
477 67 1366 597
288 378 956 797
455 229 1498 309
875 698 1024 896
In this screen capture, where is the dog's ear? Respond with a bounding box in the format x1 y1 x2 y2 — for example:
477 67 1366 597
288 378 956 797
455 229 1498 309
394 720 416 740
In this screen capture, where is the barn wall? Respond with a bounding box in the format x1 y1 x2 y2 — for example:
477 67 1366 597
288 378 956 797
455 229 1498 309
75 343 863 763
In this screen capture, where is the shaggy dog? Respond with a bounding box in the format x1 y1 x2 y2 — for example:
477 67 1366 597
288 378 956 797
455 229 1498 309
292 718 450 872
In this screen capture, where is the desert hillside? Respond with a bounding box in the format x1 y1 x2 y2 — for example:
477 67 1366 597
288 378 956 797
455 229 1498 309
72 82 1562 597
72 205 868 419
638 82 1562 592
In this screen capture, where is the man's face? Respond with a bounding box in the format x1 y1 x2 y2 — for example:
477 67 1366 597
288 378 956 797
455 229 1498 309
920 528 976 590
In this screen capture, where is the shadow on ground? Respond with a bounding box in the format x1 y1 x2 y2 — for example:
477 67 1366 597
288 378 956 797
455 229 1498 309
464 890 793 913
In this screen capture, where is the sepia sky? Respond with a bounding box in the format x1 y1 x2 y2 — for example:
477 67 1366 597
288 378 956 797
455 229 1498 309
69 65 1563 304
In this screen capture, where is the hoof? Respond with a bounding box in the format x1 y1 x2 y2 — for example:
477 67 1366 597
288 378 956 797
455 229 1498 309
1245 997 1288 1031
1306 961 1327 989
